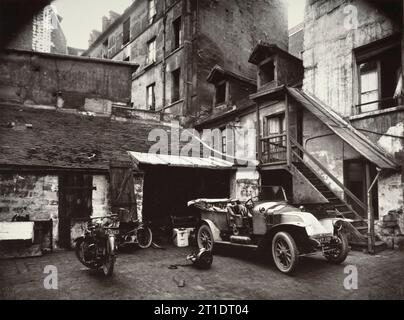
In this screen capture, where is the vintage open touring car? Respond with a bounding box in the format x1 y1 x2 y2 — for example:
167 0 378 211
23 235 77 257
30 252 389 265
188 186 350 274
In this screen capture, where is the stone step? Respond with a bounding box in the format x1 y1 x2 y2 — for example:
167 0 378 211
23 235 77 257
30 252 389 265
350 240 387 253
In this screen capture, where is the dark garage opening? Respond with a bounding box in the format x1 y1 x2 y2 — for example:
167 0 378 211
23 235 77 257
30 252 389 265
260 169 293 202
142 166 232 229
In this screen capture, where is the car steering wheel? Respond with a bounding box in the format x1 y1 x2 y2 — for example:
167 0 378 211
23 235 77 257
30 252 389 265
245 196 259 208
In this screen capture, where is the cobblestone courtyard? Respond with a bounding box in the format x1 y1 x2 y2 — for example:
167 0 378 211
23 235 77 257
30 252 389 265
1 245 404 300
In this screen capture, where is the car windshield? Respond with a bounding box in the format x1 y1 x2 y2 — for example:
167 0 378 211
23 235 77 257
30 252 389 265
258 186 287 202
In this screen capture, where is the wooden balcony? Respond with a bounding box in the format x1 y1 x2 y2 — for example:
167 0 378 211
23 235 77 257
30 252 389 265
259 134 288 166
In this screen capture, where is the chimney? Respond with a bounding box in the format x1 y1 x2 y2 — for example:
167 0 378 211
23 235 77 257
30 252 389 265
109 11 120 23
88 30 101 46
102 16 110 32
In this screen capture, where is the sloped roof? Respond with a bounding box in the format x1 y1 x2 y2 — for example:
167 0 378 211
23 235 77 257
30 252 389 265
0 104 179 171
249 41 302 65
206 65 256 87
128 152 234 170
287 88 399 170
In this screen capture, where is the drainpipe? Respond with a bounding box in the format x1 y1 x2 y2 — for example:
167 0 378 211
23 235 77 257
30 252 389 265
366 165 382 254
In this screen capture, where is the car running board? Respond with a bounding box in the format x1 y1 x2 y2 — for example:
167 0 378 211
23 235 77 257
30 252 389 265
215 240 259 249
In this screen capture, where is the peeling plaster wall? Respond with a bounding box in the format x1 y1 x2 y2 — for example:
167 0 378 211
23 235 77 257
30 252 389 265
230 169 260 201
351 110 404 216
196 0 288 117
303 0 401 117
302 109 361 198
378 171 404 217
92 175 110 218
0 174 59 244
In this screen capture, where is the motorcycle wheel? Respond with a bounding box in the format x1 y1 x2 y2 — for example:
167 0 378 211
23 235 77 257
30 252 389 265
136 227 153 249
75 238 99 269
102 239 116 277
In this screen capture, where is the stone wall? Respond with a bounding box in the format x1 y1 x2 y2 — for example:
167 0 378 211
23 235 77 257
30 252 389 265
0 174 59 245
375 209 404 250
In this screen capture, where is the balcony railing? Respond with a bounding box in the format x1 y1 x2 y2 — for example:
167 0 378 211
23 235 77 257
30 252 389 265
353 95 403 115
260 134 287 164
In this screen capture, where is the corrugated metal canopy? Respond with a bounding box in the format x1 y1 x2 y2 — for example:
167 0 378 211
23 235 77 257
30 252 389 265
128 152 235 170
287 87 399 170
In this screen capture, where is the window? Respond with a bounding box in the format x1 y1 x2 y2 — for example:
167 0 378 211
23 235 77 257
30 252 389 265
265 114 285 136
215 81 227 105
259 60 275 86
172 68 181 102
221 129 227 155
355 37 402 114
123 18 130 45
173 17 182 50
262 113 286 163
359 61 379 112
123 56 130 62
146 83 156 111
148 0 156 25
102 39 108 59
146 38 156 64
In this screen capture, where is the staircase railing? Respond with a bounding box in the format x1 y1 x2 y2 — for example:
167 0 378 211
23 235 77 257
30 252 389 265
289 136 367 221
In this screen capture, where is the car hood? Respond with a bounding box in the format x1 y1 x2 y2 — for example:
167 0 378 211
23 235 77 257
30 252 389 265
253 202 331 237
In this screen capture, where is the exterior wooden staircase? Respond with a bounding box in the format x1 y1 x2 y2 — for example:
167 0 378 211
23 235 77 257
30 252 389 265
289 137 386 251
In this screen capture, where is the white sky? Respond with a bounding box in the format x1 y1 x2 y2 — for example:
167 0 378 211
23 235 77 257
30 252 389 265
54 0 306 49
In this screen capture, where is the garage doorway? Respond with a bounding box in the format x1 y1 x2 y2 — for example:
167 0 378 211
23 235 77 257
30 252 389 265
142 166 231 228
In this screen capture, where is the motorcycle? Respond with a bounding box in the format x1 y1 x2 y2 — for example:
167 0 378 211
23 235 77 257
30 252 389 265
75 214 120 277
119 219 153 249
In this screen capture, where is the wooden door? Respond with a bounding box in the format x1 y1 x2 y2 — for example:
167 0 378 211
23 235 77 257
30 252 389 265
109 159 137 223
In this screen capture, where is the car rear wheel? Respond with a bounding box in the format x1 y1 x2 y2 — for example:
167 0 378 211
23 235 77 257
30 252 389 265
197 224 214 251
272 232 299 274
324 233 349 264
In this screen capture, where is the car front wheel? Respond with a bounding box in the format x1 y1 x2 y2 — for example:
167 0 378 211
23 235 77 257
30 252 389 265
324 233 349 264
197 224 214 251
272 232 299 274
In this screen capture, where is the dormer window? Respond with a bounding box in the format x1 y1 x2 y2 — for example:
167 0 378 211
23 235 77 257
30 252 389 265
259 60 275 86
215 81 227 106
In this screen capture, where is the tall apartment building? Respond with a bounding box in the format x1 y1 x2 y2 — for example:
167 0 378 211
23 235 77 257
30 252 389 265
83 0 288 123
6 5 67 54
